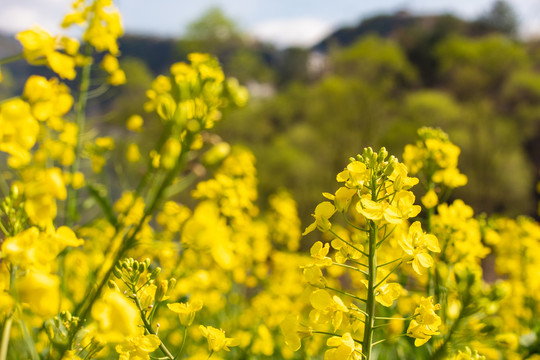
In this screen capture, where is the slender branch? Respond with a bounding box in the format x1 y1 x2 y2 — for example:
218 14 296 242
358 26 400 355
0 53 23 65
347 258 369 268
332 262 368 276
312 331 363 344
325 286 367 303
375 316 409 321
133 294 174 360
374 261 402 289
377 258 401 268
372 338 386 346
349 307 368 317
174 327 188 360
329 229 368 257
377 225 397 248
344 216 369 232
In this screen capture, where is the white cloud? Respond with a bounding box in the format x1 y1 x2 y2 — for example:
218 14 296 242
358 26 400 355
251 17 334 47
0 0 71 35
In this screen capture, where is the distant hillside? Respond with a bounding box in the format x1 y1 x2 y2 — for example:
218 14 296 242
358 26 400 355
313 11 502 53
0 33 21 57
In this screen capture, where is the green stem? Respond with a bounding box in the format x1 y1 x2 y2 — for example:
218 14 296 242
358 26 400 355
174 326 188 360
133 294 174 360
349 307 368 317
325 286 366 303
0 316 12 360
18 317 39 360
362 220 377 360
329 229 368 257
377 225 396 248
377 258 401 268
374 261 402 289
347 258 369 268
312 331 363 344
332 262 368 276
206 351 214 360
0 53 23 65
65 44 93 226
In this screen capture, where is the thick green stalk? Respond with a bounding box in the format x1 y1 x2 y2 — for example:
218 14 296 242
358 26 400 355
362 220 378 360
65 45 92 226
0 316 12 360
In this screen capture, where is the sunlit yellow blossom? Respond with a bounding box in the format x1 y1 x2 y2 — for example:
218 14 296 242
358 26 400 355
126 143 141 162
126 114 143 132
310 241 332 266
280 315 312 351
393 190 421 219
92 290 139 342
325 332 361 360
361 269 402 307
0 98 39 167
303 265 326 288
18 270 60 317
421 189 438 208
454 347 486 359
167 300 203 326
310 289 349 330
23 75 73 121
16 26 77 79
407 296 441 346
303 202 336 235
399 221 440 275
389 162 419 191
199 325 238 352
116 333 161 360
24 167 67 226
337 160 368 189
358 198 401 224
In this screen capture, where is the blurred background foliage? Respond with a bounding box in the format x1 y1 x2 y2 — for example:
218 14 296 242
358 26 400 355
2 0 540 226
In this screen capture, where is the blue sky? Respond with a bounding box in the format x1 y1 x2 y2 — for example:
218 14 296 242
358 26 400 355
1 0 539 47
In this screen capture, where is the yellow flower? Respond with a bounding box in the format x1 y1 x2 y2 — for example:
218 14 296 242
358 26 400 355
24 168 67 226
126 115 143 132
309 289 349 330
421 189 438 209
310 241 332 266
18 270 60 317
116 333 161 360
92 290 139 342
357 198 401 225
453 347 486 360
303 201 336 235
16 26 77 79
337 160 368 189
398 221 440 275
199 325 238 352
279 315 312 351
126 143 141 163
0 98 39 167
361 269 402 307
325 332 361 360
407 296 441 346
393 190 421 219
389 162 419 191
167 300 203 326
